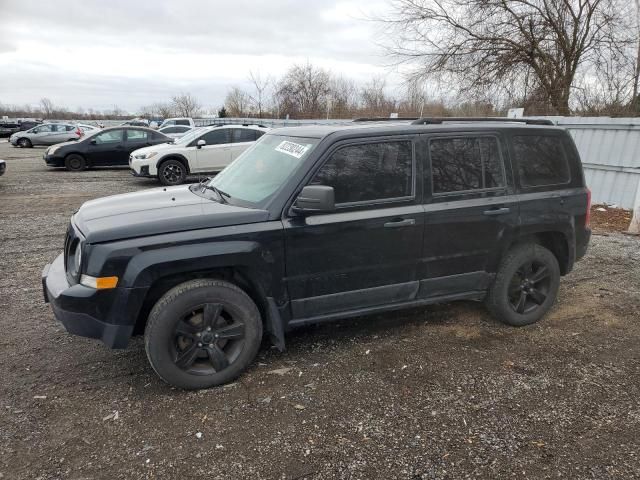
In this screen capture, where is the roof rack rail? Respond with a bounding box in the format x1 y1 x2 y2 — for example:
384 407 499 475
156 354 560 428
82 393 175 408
353 117 418 122
410 117 554 126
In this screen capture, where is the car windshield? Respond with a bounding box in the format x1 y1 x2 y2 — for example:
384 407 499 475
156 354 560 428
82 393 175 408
207 134 319 205
173 127 205 144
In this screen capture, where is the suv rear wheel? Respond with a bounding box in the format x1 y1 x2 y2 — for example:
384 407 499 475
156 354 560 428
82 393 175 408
158 159 186 186
486 243 560 327
144 279 263 389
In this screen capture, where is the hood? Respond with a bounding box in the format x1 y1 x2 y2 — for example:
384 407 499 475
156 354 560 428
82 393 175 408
131 142 174 156
74 185 269 243
49 140 77 151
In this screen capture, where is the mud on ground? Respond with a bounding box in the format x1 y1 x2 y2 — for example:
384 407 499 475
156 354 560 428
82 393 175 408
0 142 639 479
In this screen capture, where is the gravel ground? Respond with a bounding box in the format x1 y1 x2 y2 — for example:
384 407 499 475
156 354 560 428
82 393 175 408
0 141 639 480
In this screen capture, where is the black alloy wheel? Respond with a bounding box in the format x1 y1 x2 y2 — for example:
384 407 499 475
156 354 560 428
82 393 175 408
172 303 245 375
507 261 551 314
159 159 186 186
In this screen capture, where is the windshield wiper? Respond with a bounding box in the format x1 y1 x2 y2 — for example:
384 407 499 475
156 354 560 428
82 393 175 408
203 184 230 204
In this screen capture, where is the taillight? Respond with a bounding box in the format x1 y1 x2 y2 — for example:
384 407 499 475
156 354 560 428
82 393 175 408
76 127 82 137
585 187 591 227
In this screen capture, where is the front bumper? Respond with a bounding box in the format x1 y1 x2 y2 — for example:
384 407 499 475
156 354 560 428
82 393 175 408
43 152 65 167
42 253 144 349
130 165 151 177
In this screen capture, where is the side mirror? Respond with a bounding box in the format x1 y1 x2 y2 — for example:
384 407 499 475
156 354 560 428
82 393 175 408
90 139 97 145
196 139 206 148
292 185 335 214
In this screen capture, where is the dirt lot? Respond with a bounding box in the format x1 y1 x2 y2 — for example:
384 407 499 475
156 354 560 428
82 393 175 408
0 141 639 480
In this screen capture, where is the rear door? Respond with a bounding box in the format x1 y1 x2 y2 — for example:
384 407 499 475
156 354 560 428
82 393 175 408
125 129 151 162
51 124 74 144
194 129 232 172
230 128 258 160
418 133 519 298
284 137 424 319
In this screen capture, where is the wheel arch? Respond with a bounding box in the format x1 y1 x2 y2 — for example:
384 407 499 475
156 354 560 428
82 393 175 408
507 230 573 275
156 154 191 174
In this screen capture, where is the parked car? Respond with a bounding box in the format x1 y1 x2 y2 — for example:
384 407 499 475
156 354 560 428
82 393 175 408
10 123 82 147
2 119 44 139
130 124 267 185
77 123 100 133
43 126 171 170
158 117 195 129
0 122 20 138
121 119 149 127
42 118 591 389
0 159 5 177
157 125 193 139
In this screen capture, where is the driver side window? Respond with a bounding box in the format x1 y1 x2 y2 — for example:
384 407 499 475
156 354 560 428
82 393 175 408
311 140 414 205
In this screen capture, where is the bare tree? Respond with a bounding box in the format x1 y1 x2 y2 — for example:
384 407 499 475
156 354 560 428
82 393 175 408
40 98 54 118
329 76 359 117
171 93 202 117
248 71 272 118
277 63 331 118
381 0 633 115
360 76 396 115
225 87 252 117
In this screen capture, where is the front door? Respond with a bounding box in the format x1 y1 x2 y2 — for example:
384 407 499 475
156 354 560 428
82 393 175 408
418 133 519 298
194 129 232 172
284 138 424 320
87 129 125 166
31 124 54 145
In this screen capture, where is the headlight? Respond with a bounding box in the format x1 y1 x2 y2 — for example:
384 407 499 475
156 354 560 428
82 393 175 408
135 151 157 159
49 146 58 155
72 242 83 276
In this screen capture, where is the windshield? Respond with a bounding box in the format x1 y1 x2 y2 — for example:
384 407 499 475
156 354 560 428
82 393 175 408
174 127 205 145
208 134 319 205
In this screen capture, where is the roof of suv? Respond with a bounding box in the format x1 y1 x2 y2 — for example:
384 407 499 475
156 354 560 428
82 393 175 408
272 120 563 140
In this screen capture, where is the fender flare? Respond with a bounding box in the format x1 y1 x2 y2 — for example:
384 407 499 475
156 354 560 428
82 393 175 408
156 153 191 174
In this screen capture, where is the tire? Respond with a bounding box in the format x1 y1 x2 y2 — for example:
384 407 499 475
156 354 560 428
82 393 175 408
158 159 187 186
144 279 263 389
65 154 86 171
17 138 32 148
486 243 560 327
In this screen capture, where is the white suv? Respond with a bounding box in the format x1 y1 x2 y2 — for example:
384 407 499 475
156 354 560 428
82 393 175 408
129 124 268 185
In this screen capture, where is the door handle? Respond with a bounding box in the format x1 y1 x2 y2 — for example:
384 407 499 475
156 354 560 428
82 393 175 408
483 207 511 216
384 218 416 228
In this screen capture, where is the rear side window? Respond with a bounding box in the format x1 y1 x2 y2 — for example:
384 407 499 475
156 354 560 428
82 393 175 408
312 141 413 205
429 137 504 194
513 135 570 187
176 119 190 126
232 129 257 143
127 129 148 141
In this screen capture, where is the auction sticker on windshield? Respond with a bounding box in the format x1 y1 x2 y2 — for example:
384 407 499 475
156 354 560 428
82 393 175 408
275 140 310 159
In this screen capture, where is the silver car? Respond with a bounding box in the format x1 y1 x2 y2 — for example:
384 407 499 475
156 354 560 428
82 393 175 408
157 125 194 139
9 123 81 148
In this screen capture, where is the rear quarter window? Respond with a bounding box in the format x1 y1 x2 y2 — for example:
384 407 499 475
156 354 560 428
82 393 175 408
512 135 570 188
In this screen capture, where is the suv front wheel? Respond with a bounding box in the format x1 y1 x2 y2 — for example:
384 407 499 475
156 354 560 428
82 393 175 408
158 159 187 186
486 243 560 327
144 279 263 389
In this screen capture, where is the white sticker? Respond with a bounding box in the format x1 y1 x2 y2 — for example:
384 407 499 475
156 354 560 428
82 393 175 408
275 140 310 159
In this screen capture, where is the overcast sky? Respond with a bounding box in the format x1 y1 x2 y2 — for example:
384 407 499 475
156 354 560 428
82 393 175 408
0 0 398 114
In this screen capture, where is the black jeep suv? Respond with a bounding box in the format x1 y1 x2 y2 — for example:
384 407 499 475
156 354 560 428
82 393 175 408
42 118 591 389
